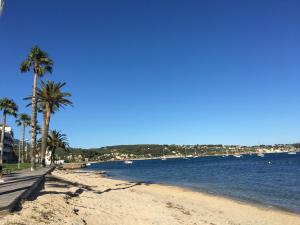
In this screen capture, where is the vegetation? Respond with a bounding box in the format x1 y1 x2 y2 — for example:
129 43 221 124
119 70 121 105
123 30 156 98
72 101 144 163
47 130 69 164
3 163 31 172
60 144 297 162
20 46 53 171
0 98 18 167
0 45 71 171
15 113 31 163
25 80 72 167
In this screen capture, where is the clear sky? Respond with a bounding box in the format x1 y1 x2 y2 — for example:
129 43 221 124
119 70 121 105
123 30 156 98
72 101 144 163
1 0 300 148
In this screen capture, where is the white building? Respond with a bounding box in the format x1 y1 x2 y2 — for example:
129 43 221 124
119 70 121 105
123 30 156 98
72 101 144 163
0 126 15 163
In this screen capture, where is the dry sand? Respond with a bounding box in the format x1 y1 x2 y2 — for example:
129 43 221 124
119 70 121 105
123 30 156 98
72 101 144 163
1 169 300 225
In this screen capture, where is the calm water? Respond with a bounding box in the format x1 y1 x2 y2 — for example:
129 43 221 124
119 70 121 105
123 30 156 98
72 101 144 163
87 153 300 213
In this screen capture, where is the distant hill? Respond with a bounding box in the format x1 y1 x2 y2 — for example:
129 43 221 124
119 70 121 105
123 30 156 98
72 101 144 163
56 144 296 162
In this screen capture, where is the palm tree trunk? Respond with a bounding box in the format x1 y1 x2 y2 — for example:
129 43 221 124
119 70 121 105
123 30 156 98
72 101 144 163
18 141 21 166
21 125 25 163
0 112 6 176
41 107 50 167
51 149 55 164
41 110 46 167
30 71 38 171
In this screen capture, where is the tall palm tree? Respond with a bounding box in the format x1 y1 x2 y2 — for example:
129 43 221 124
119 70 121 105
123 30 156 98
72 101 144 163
26 80 72 166
47 130 69 164
15 113 31 163
0 98 18 167
20 46 53 171
40 81 72 166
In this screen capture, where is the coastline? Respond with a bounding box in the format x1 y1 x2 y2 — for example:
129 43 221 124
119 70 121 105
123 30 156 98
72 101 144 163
2 169 300 225
86 153 300 215
90 151 299 163
87 168 300 215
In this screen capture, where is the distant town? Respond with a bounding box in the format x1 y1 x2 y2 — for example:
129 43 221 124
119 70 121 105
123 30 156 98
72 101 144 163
5 125 298 164
5 124 298 164
53 144 300 163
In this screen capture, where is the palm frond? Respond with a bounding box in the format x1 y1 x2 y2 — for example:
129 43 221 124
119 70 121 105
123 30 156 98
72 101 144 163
36 80 73 114
20 60 31 73
48 130 69 152
20 45 53 76
0 98 18 117
15 113 31 127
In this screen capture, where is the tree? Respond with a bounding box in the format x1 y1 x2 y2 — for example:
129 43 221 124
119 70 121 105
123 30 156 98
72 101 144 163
47 130 69 164
15 113 31 163
26 80 72 166
20 46 53 171
0 98 18 174
39 81 72 166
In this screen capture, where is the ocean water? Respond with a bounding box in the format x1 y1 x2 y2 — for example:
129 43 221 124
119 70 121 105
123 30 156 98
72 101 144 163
86 153 300 213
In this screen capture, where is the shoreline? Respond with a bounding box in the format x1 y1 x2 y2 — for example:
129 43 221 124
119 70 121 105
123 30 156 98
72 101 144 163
84 169 300 215
167 183 300 215
2 169 300 225
89 151 298 163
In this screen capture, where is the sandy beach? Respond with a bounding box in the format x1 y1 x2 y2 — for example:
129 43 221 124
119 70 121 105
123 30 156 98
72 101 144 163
1 169 300 225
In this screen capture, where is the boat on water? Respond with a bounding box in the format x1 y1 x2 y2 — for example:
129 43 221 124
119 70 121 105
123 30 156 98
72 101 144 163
124 160 133 164
222 150 229 157
86 163 91 166
288 152 297 155
257 153 265 157
233 154 242 158
193 150 198 158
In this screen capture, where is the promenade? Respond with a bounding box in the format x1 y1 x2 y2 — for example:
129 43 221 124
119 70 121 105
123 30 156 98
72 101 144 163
0 167 53 215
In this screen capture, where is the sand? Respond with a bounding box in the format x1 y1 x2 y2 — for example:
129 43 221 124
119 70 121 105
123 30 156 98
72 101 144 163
1 169 300 225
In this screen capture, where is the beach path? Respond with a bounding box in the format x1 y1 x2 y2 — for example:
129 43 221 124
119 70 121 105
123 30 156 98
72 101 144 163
0 167 53 215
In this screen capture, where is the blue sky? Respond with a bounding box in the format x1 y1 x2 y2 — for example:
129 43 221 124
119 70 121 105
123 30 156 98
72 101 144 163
1 0 300 148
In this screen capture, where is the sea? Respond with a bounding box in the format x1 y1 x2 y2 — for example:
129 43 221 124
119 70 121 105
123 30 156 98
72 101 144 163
86 153 300 213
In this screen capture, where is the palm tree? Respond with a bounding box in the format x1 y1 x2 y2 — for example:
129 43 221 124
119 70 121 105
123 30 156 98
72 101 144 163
15 113 31 163
47 130 69 164
20 46 53 171
0 98 18 168
26 80 72 166
39 81 72 167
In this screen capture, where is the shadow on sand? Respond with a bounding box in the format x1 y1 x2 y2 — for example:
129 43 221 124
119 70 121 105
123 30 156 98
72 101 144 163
14 174 152 212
